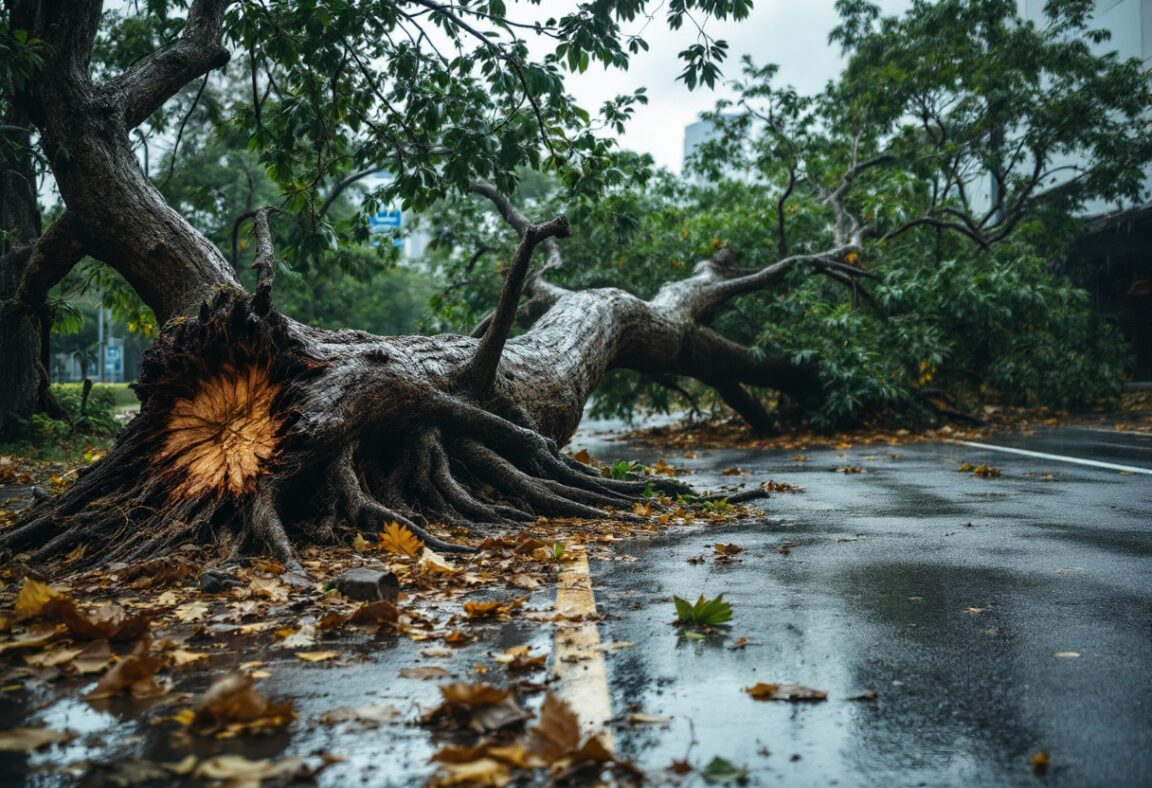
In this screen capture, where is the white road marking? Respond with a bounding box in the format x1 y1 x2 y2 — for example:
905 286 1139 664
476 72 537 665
952 440 1152 476
551 546 615 748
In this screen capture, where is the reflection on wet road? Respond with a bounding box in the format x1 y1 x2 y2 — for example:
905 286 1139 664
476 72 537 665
583 426 1152 786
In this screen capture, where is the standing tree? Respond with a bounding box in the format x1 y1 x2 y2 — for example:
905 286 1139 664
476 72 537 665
1 0 1145 573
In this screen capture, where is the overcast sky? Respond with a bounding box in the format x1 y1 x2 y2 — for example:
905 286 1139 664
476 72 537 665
553 0 911 172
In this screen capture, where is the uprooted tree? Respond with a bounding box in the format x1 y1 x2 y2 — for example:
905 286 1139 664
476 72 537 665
1 0 1148 571
1 0 825 570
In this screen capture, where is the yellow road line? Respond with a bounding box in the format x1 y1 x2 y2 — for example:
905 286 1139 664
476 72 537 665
551 545 614 748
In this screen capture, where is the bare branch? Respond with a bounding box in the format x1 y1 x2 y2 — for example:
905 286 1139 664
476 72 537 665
469 180 531 236
249 207 278 317
462 212 571 398
320 168 379 217
160 72 210 188
103 0 236 129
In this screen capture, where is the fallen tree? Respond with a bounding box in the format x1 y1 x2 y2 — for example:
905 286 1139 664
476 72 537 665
0 0 844 570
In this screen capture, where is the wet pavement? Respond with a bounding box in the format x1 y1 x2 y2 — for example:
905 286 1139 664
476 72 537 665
3 424 1150 786
579 425 1152 786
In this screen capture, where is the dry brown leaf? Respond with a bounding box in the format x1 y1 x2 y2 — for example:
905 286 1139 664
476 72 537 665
72 640 114 675
429 757 512 787
169 648 209 666
378 521 423 557
13 578 65 621
399 666 450 680
189 672 295 736
420 548 461 575
744 682 827 702
349 600 399 626
627 713 671 725
421 682 531 733
43 599 150 642
249 576 289 602
527 692 581 764
319 703 400 727
463 600 507 620
0 726 75 752
492 645 547 672
22 645 83 668
570 449 593 465
351 532 373 552
173 600 209 623
713 543 744 556
193 754 308 785
507 574 543 590
296 650 341 662
87 640 166 700
721 466 743 476
0 625 58 655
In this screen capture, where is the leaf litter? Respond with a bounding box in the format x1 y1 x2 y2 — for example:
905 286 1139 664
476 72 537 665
0 450 781 781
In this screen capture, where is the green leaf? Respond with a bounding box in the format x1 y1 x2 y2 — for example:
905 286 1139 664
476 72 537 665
700 756 748 785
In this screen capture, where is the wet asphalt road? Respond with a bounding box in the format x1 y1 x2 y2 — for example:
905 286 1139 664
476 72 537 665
3 425 1149 786
577 425 1152 787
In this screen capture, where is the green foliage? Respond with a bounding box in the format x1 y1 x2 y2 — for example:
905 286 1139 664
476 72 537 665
427 0 1140 430
673 593 734 627
4 384 121 447
604 459 644 481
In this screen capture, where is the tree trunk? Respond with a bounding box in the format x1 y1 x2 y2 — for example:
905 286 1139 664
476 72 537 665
0 105 70 436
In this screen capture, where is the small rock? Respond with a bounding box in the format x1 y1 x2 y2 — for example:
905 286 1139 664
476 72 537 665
333 568 399 602
200 570 245 594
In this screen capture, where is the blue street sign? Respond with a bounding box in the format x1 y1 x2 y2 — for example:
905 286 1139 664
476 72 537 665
368 208 402 230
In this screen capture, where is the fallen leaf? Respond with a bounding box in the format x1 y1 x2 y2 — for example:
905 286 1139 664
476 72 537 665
492 645 547 672
349 600 399 626
173 600 210 623
194 754 308 785
713 543 744 556
721 466 743 476
420 548 461 576
378 521 423 557
44 599 150 642
169 648 209 666
13 578 65 621
429 757 512 787
527 692 581 763
399 666 450 680
701 756 748 785
463 600 507 620
351 532 373 552
421 682 531 733
249 576 289 603
0 726 75 752
745 682 827 702
22 645 83 668
87 640 166 700
189 672 295 736
319 703 401 726
626 712 671 725
296 650 341 662
571 449 593 465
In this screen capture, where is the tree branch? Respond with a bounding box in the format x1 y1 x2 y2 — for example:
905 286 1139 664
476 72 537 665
249 207 277 317
320 167 379 217
1 212 86 335
461 213 571 398
102 0 236 129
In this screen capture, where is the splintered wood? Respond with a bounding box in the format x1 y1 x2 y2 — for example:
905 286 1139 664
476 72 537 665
160 364 281 498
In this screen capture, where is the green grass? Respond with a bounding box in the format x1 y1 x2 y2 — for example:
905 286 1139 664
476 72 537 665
52 382 138 408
